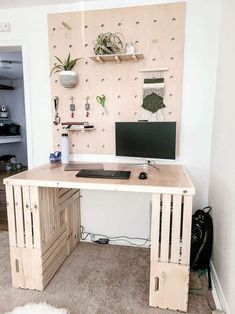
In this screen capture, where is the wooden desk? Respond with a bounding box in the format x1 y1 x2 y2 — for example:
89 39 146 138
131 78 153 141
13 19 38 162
4 163 195 312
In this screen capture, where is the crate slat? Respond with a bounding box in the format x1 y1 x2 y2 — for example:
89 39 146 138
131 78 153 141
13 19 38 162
22 186 33 248
160 194 171 262
14 186 25 248
181 195 193 265
150 194 161 261
5 185 16 246
171 194 182 263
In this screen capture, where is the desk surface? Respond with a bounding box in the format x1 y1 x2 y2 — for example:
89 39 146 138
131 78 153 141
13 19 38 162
4 163 195 195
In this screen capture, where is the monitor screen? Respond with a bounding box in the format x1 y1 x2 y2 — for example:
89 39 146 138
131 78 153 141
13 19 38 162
115 122 176 160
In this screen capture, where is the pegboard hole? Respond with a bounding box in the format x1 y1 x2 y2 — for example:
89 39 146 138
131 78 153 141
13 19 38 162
85 43 88 48
102 145 105 148
134 95 138 98
134 77 138 81
168 112 172 115
69 44 72 48
57 144 60 147
118 112 121 116
153 19 157 23
55 80 58 83
172 18 176 21
118 22 122 26
84 25 88 29
86 79 89 83
135 40 139 44
134 112 137 115
101 24 104 28
87 144 90 148
171 38 175 41
170 75 174 79
85 61 88 65
118 95 121 99
102 112 105 116
72 144 75 147
169 93 173 97
101 78 105 82
170 57 174 61
152 58 156 62
102 128 105 132
53 45 56 49
136 21 140 25
118 78 121 82
52 27 56 31
57 128 59 132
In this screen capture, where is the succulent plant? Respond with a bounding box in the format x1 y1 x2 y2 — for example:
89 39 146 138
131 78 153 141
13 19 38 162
93 32 124 55
50 53 81 76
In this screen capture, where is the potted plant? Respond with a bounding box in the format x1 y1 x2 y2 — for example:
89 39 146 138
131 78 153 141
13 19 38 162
50 53 81 88
93 32 124 55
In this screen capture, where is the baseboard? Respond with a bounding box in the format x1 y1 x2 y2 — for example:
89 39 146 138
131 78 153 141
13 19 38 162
210 261 230 314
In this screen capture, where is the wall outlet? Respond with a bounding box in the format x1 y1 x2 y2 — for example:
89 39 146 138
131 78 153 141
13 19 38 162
0 22 10 32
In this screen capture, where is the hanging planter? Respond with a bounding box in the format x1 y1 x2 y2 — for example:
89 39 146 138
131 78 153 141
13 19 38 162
50 53 82 88
59 70 77 88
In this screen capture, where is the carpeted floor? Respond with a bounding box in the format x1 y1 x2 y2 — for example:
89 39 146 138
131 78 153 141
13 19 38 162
0 233 215 314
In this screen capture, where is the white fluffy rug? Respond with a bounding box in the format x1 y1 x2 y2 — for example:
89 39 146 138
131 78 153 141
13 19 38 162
5 303 69 314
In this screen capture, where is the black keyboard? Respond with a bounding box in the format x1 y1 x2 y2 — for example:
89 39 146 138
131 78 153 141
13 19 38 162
75 169 131 180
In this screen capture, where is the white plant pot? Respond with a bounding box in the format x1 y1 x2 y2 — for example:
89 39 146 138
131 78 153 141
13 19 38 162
59 71 77 88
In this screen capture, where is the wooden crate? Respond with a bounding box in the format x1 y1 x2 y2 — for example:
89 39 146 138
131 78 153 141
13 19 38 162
150 193 193 311
6 185 80 290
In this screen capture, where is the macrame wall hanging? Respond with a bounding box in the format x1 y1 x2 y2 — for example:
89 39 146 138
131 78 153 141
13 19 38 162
140 68 168 121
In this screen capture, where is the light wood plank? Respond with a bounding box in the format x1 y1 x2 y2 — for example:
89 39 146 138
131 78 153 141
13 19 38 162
160 194 171 262
5 185 16 247
29 186 41 249
22 186 33 248
150 194 161 261
149 261 189 311
14 186 24 248
171 194 182 263
181 195 193 265
3 164 195 196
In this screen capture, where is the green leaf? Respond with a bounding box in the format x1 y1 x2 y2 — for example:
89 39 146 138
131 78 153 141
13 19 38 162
54 56 63 65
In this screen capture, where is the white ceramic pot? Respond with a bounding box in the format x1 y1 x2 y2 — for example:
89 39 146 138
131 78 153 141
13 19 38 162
59 71 77 88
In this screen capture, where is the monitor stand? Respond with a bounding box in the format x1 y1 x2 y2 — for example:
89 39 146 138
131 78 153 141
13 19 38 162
127 160 160 171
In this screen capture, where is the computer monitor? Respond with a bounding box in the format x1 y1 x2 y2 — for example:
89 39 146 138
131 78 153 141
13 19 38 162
115 122 176 160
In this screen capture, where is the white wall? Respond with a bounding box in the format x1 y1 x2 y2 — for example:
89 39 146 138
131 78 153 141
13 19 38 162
0 0 222 241
209 1 235 313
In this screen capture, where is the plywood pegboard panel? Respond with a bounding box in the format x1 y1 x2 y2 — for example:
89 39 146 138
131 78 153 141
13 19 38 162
48 2 186 155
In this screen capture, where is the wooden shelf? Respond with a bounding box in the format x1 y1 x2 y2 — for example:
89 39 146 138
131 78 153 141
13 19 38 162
67 127 96 132
89 53 144 63
0 136 22 144
140 67 169 72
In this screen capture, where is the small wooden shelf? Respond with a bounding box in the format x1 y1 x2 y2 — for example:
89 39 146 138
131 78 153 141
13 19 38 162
67 127 96 132
0 136 22 144
89 53 144 63
140 67 169 72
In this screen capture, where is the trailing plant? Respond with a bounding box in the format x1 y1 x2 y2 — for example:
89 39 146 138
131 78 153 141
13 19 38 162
50 53 81 76
93 32 124 55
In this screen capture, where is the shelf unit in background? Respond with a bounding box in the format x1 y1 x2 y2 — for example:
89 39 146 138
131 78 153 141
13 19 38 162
0 136 22 144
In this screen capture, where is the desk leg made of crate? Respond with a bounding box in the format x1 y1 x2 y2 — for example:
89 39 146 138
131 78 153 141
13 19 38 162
5 185 80 290
149 193 193 312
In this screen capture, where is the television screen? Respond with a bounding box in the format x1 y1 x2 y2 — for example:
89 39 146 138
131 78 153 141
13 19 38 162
115 122 176 160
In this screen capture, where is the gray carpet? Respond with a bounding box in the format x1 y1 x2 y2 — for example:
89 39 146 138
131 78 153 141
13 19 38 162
0 233 215 314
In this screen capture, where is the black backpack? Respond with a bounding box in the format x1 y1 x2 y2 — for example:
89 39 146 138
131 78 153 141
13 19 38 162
190 206 213 290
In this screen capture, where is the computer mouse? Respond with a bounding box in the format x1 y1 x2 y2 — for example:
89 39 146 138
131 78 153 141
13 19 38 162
138 171 148 180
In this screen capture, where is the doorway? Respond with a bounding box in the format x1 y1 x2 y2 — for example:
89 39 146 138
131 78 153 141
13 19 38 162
0 47 28 231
